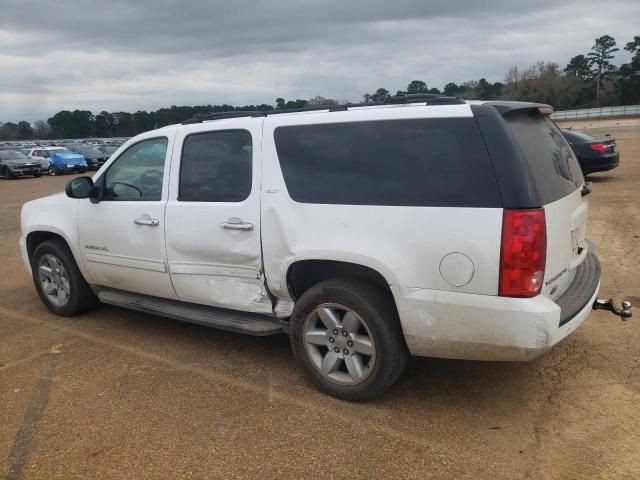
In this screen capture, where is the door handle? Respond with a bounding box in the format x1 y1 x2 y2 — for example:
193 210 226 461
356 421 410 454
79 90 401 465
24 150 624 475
134 214 160 226
220 217 253 231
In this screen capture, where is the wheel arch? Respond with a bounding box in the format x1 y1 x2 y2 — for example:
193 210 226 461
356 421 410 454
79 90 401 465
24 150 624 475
286 259 397 307
26 230 71 264
25 227 95 285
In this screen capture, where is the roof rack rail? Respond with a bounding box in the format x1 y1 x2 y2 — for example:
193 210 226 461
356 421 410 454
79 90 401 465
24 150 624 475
181 94 464 124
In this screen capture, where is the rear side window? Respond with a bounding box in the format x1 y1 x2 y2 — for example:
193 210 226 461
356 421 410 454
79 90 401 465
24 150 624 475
273 118 501 207
179 130 252 202
505 114 583 204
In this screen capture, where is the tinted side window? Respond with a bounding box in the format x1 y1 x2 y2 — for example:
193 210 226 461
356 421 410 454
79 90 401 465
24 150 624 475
103 137 167 201
179 130 252 202
274 118 501 207
505 114 583 204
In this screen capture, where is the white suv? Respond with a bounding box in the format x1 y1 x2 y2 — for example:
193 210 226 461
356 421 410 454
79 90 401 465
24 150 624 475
20 96 626 400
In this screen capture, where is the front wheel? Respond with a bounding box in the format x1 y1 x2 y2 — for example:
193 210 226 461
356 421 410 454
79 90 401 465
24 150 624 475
34 172 42 178
31 239 98 316
290 279 408 401
3 166 15 179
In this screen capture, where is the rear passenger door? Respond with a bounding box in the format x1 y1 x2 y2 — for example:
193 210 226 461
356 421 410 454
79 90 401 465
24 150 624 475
165 120 270 313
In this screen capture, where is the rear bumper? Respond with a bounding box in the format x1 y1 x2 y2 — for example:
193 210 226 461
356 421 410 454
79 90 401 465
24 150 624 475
580 152 619 173
394 252 600 361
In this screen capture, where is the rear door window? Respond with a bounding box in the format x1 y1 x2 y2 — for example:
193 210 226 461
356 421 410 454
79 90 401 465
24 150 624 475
178 130 252 203
505 114 583 204
273 118 501 207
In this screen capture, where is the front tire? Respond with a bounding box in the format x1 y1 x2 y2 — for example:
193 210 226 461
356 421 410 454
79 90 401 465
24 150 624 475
31 239 98 316
290 279 408 401
3 166 15 179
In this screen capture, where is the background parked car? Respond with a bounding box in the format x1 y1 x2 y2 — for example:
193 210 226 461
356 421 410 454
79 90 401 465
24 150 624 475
561 128 619 175
98 145 119 157
28 147 88 175
67 145 108 169
0 150 42 179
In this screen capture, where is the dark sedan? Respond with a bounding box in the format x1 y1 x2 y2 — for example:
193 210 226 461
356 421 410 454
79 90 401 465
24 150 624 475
67 145 108 170
561 129 619 175
0 150 42 179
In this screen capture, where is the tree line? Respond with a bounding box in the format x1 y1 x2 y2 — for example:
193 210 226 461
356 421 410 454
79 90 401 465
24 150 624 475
1 34 638 141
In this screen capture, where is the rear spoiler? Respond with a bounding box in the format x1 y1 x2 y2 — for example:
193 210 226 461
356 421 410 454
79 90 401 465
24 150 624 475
481 101 554 117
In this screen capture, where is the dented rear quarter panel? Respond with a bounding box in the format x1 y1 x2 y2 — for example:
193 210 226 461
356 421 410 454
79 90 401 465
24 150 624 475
259 107 504 317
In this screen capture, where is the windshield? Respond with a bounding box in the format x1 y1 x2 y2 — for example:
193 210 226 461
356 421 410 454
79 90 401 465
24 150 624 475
0 151 27 160
80 147 104 156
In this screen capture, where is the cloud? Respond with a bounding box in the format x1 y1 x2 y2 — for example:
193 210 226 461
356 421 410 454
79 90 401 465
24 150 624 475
1 0 638 121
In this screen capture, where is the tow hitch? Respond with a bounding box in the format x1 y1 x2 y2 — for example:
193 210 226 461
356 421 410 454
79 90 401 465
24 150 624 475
593 298 633 320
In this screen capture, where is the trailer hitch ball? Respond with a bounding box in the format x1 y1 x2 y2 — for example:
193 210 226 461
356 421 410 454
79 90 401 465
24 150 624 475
593 298 633 320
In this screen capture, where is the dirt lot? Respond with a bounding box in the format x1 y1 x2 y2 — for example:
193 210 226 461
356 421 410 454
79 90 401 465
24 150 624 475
1 126 639 480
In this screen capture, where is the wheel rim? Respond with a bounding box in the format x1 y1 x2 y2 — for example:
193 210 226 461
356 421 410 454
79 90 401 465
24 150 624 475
37 254 70 307
48 166 56 176
302 303 376 385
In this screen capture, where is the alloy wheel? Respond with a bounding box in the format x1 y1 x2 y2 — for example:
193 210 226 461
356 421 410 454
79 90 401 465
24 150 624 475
37 254 70 307
302 303 376 385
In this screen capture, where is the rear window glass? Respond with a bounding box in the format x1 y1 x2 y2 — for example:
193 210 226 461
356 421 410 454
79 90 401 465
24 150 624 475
273 118 501 207
562 129 595 143
505 114 583 204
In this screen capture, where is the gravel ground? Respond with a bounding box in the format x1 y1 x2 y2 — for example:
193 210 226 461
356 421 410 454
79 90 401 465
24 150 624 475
1 126 639 479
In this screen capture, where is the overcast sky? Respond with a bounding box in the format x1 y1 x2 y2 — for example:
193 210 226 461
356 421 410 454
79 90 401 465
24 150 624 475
1 0 639 122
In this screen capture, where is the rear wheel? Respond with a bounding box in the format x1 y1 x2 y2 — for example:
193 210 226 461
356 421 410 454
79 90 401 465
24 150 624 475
32 239 98 316
48 166 58 176
34 172 42 178
290 279 407 401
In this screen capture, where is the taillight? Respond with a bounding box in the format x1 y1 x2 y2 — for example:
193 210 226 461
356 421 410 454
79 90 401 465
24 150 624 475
590 143 608 152
499 209 547 298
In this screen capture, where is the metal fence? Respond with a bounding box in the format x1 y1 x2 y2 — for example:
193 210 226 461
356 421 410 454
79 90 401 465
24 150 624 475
551 105 640 120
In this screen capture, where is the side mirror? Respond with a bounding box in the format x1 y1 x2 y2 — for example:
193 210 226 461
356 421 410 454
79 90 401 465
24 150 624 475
65 176 94 199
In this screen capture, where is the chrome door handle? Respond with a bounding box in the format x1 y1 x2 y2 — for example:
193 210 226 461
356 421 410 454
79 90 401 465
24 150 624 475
220 217 253 231
134 214 159 226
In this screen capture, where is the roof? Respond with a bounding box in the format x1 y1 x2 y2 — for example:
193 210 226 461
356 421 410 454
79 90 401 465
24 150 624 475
180 94 466 125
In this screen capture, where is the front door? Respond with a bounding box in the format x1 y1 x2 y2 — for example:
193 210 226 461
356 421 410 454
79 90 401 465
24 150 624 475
77 135 177 299
164 121 270 313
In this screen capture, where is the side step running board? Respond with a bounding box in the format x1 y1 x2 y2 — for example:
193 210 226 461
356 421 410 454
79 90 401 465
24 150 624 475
96 288 286 336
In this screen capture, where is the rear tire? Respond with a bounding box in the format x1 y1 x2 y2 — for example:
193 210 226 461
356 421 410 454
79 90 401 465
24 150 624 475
48 166 58 176
31 239 98 316
290 279 408 401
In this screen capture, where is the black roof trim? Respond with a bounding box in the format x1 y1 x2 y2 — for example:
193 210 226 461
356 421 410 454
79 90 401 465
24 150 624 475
182 94 465 124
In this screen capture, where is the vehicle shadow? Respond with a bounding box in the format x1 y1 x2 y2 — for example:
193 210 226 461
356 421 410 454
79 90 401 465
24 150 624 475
3 288 550 416
587 173 619 183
